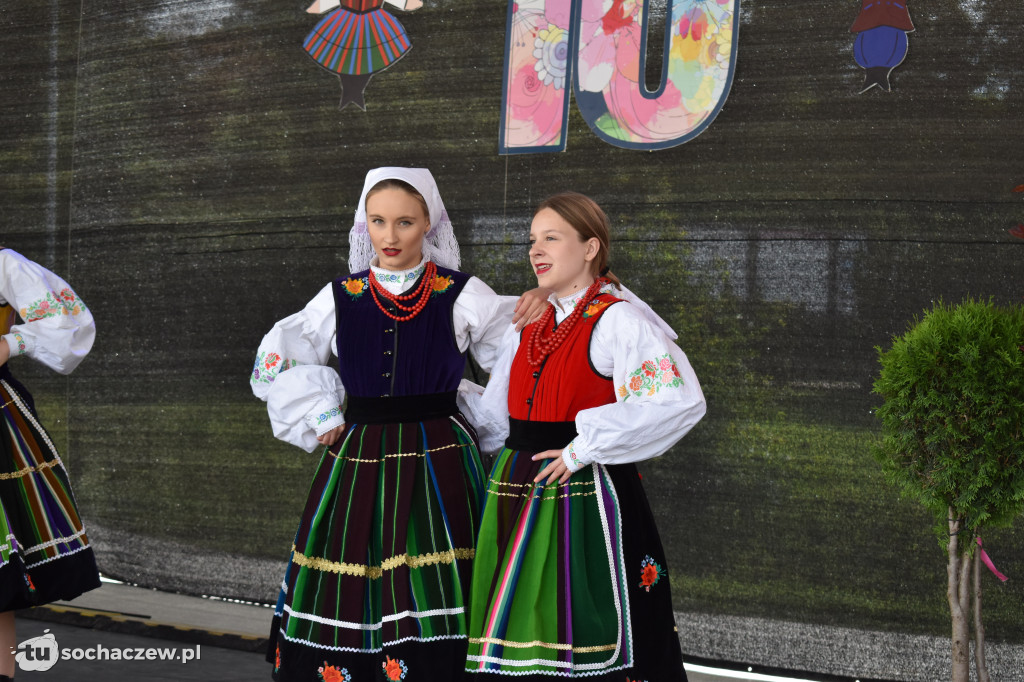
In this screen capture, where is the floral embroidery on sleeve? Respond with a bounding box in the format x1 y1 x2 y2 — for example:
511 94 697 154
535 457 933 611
19 288 88 322
565 441 582 470
251 351 298 385
341 277 368 299
618 354 683 401
639 555 665 592
315 405 344 427
317 661 351 682
431 275 454 296
10 332 26 356
383 656 408 680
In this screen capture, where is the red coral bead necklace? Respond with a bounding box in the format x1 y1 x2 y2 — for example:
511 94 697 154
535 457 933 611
525 277 606 367
369 260 437 322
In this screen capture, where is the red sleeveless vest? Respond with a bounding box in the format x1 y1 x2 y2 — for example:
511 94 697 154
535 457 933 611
508 293 622 422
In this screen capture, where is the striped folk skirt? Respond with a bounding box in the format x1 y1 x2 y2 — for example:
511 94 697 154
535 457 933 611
303 7 411 76
0 376 100 611
269 412 486 682
466 448 687 681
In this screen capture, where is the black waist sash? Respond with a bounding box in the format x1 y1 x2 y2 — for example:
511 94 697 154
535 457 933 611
506 417 577 453
344 391 458 424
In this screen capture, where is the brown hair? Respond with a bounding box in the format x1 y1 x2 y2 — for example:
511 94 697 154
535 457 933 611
366 179 430 222
535 192 622 288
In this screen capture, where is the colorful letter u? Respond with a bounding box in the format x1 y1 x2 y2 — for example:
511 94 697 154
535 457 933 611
499 0 739 153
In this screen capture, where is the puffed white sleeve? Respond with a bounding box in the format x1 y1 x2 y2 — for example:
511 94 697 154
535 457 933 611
451 277 519 373
612 282 678 340
456 323 518 455
560 302 706 472
0 249 95 374
250 283 346 452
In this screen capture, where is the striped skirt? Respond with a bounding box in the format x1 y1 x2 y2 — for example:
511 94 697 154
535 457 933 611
269 412 486 682
304 7 411 76
466 448 687 680
0 376 100 612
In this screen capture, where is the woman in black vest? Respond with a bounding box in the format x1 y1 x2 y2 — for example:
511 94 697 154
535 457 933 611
252 168 546 681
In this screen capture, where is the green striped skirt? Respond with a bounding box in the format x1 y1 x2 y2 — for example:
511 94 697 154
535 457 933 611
269 412 486 681
466 447 687 680
0 376 100 611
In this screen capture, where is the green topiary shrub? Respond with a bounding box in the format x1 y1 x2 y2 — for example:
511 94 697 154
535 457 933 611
873 298 1024 682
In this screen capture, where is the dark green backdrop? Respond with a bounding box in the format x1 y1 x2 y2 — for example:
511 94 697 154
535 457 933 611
3 0 1022 674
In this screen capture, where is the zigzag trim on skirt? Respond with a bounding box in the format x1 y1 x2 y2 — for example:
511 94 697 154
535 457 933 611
25 541 92 570
285 604 466 631
465 654 631 676
0 532 17 555
486 472 597 501
284 602 468 630
489 479 594 489
281 629 467 654
332 440 472 462
0 540 16 565
21 528 87 556
486 487 598 501
290 544 474 578
468 636 617 654
0 458 61 480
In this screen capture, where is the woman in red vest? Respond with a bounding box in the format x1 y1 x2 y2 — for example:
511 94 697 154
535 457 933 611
463 192 706 680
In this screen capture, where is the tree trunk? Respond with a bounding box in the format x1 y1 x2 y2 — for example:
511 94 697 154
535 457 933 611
948 512 970 682
973 538 991 682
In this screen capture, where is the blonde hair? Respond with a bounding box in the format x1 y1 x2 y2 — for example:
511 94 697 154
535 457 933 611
535 192 621 287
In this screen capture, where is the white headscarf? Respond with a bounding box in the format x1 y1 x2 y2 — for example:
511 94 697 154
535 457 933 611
348 167 461 273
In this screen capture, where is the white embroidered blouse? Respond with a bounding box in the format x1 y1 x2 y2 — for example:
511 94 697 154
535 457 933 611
459 282 706 474
0 249 95 374
251 258 519 452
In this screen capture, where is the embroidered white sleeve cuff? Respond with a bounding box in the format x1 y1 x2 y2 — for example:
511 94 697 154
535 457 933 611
2 332 28 358
561 440 587 473
306 401 345 436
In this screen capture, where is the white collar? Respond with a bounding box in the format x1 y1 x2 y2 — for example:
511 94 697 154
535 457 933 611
549 280 616 321
369 256 428 293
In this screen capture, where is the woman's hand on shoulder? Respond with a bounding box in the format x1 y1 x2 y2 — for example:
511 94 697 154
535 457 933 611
0 338 9 368
316 424 346 446
512 287 553 331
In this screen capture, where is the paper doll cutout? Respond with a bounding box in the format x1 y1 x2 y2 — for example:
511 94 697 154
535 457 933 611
304 0 423 110
851 0 914 93
499 0 739 153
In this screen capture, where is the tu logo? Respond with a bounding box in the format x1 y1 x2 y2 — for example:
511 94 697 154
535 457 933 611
14 629 59 672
